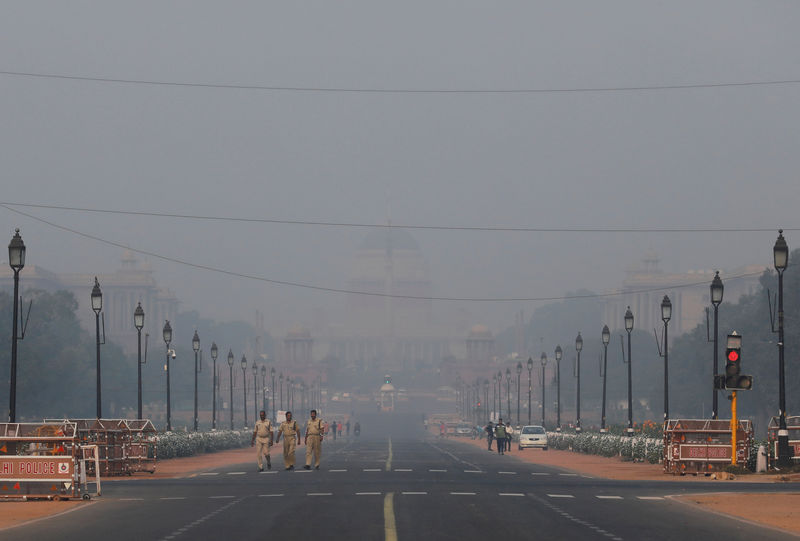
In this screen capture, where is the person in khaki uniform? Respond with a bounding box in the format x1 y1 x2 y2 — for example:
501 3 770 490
275 411 301 470
304 409 324 470
251 410 273 471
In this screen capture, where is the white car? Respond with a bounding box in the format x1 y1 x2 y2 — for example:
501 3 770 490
518 425 548 450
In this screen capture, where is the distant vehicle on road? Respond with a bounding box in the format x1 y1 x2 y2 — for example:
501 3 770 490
454 424 472 437
518 425 548 450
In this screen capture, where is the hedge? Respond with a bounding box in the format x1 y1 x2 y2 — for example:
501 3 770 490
155 429 250 459
547 431 663 464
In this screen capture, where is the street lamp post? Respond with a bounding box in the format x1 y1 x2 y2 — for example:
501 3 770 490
624 308 634 435
555 346 562 431
252 360 258 420
91 277 103 418
710 272 724 420
271 368 276 421
227 350 234 430
261 365 267 414
575 333 583 433
241 355 248 428
287 377 293 411
192 331 200 431
7 229 25 423
163 321 173 431
527 358 533 425
600 325 610 432
516 361 522 429
540 352 548 428
661 295 672 421
279 373 284 411
774 230 791 467
134 303 145 420
497 370 502 420
483 379 489 422
505 368 511 424
210 343 218 429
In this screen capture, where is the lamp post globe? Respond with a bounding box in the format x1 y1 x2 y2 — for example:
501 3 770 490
624 307 634 435
554 345 562 431
600 325 610 432
210 342 218 429
774 230 791 467
134 303 145 420
227 349 234 429
661 295 671 421
7 229 25 423
163 320 173 431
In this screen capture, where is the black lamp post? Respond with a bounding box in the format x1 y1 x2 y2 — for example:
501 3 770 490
710 272 724 420
279 372 284 411
624 307 634 435
134 303 145 420
227 349 234 430
261 365 267 414
271 367 276 421
288 377 293 411
600 325 610 432
661 295 672 421
554 346 562 431
774 230 791 467
526 357 533 425
492 372 498 420
575 332 583 433
483 379 489 422
7 229 25 423
252 360 258 421
192 331 200 431
241 355 248 427
540 352 547 428
505 368 511 424
210 342 218 429
163 321 173 431
91 277 103 419
516 361 522 429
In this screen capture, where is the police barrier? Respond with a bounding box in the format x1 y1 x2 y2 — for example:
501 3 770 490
663 419 752 475
767 415 800 468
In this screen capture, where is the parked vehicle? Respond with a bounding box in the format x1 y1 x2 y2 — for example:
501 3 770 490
518 425 548 450
454 424 472 437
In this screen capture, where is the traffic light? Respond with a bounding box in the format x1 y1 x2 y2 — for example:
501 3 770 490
723 332 753 390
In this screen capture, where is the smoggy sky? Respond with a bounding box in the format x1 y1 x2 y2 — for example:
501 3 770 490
1 1 799 334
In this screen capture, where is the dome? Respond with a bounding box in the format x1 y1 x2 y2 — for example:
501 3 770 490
286 325 311 339
468 324 492 339
380 383 396 392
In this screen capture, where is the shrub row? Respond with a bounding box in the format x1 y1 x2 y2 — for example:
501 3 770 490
547 431 663 464
155 429 250 459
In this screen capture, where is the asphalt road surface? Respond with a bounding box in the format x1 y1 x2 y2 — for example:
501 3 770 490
4 412 798 541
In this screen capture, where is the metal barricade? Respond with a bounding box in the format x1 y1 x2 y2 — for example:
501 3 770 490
767 415 800 468
0 421 98 500
663 419 752 475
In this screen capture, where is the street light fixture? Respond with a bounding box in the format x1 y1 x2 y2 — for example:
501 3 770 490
241 355 248 428
575 332 583 433
483 379 489 423
492 372 498 421
624 307 634 435
134 303 145 420
710 271 724 420
7 229 25 423
270 367 276 421
661 295 672 421
192 330 200 431
554 346 562 431
279 372 284 411
91 277 103 419
227 349 234 430
774 230 791 467
251 359 258 423
526 357 533 425
505 367 511 425
600 325 610 433
163 320 173 431
261 365 267 415
516 361 522 430
210 342 218 429
540 352 548 428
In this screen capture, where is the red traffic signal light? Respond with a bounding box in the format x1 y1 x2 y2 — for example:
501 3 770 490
727 350 739 362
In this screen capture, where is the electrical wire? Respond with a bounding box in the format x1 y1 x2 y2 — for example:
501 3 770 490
0 203 768 302
2 69 800 94
0 201 792 234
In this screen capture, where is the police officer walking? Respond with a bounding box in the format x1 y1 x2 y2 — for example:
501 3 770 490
251 410 273 471
275 411 301 470
304 409 324 470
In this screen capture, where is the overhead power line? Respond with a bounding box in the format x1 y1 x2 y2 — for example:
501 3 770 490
0 202 793 234
0 204 768 303
2 69 800 94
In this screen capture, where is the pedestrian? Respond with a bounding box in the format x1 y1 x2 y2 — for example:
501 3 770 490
354 421 361 436
505 423 513 453
275 411 301 470
337 420 343 436
439 422 446 438
304 409 324 470
495 419 506 455
331 419 337 440
346 420 351 436
251 410 273 471
485 421 494 451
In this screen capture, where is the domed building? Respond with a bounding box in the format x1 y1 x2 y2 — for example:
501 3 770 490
466 324 495 363
283 325 313 368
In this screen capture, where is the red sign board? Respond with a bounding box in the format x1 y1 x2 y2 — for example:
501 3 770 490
0 456 74 482
679 444 731 461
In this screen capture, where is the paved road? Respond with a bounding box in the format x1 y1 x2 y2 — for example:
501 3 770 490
4 412 798 540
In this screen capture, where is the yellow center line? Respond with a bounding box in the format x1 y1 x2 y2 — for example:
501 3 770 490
384 492 398 541
385 437 393 471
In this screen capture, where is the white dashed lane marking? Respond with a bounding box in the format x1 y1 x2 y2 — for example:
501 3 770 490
160 497 186 500
498 471 517 475
547 494 575 498
209 496 235 499
429 469 447 472
464 470 483 473
530 472 550 476
637 496 664 500
258 494 284 497
356 492 382 495
401 491 427 495
450 492 476 496
363 468 381 472
394 469 413 472
499 493 525 497
227 472 246 475
558 473 578 477
307 493 332 496
198 472 218 476
329 469 347 472
120 498 143 501
596 495 623 500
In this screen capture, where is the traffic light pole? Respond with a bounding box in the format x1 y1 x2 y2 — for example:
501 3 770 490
730 391 737 466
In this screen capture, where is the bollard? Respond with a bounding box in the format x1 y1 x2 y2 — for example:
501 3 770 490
756 444 768 473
